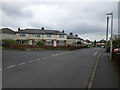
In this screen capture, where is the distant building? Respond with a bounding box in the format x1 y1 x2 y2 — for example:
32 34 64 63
83 39 92 45
66 32 84 45
96 39 106 47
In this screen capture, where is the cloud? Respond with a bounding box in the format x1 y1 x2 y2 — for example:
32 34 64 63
0 2 118 40
1 2 33 18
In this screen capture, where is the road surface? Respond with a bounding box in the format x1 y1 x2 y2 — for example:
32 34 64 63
2 47 118 88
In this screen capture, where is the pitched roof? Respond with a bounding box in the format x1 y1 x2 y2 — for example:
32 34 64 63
17 28 67 35
85 39 92 43
98 39 106 43
0 28 15 34
67 34 83 40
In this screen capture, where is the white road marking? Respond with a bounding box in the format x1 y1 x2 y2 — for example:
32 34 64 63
52 54 55 56
0 68 2 71
36 59 41 61
6 65 15 69
18 62 26 65
55 54 58 56
88 53 101 89
28 60 34 63
94 51 98 56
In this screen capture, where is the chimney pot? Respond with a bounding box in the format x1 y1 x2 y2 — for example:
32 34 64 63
41 27 44 30
70 32 73 35
62 30 64 33
75 34 78 37
18 28 20 31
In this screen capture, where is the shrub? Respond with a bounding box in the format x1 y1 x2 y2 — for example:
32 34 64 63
106 39 120 49
25 40 29 45
2 39 17 46
113 39 120 49
77 41 82 44
36 41 43 46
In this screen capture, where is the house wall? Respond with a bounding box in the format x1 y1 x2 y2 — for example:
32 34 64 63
66 39 76 45
15 33 67 46
1 33 16 40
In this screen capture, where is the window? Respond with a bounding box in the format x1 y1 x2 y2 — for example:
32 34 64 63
46 34 51 38
19 40 25 44
19 33 26 37
34 34 40 37
60 35 64 38
46 40 52 45
58 41 64 45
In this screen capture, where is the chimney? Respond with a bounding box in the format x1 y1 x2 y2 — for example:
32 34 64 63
62 30 64 33
41 27 44 30
18 27 20 31
70 32 73 35
75 34 78 37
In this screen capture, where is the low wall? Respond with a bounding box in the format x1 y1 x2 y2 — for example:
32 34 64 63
3 44 87 50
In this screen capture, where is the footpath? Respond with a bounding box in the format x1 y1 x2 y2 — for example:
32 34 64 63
92 49 119 88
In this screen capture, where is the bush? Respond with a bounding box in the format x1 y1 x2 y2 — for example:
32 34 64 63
77 41 82 44
25 40 29 45
106 39 120 50
2 39 17 46
113 39 120 49
36 41 43 46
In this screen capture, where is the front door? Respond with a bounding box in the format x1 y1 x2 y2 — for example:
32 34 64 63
54 40 57 47
29 40 32 45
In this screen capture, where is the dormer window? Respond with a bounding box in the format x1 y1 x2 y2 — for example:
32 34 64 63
19 33 26 37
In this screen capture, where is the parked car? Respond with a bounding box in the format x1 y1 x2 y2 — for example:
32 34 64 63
113 48 120 53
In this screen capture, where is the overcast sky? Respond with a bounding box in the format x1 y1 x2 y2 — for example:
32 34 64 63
0 0 119 41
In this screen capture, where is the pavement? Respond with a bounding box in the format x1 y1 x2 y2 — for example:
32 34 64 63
92 50 119 88
2 47 119 88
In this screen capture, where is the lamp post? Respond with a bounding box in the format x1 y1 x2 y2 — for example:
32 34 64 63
106 16 109 44
106 12 113 60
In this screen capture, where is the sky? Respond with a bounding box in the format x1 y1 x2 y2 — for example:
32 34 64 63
0 0 119 41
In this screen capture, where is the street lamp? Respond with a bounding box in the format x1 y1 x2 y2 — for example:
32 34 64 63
106 16 109 44
106 12 113 60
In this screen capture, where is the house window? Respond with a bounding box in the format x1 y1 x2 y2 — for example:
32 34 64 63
58 41 64 45
19 33 26 37
34 34 40 37
19 40 25 44
60 35 64 38
46 40 52 45
46 34 51 38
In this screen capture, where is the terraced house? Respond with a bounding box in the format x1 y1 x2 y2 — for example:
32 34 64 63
1 27 67 47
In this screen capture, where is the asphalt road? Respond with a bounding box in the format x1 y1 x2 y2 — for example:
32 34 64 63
2 47 118 88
